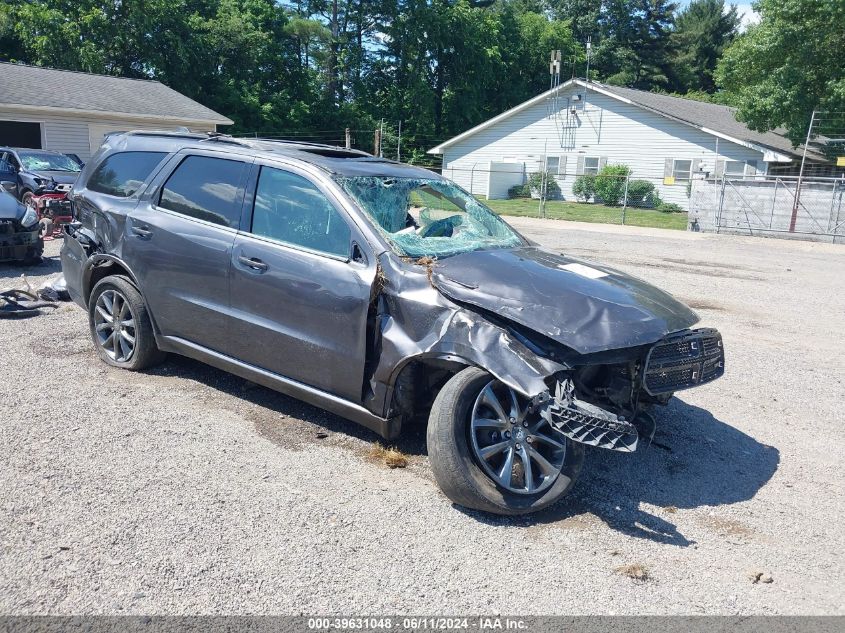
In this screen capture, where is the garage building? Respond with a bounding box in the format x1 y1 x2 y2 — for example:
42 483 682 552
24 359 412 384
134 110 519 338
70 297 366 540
0 62 233 161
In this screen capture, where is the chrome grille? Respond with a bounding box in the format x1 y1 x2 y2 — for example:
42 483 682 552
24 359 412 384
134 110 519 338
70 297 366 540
643 328 724 395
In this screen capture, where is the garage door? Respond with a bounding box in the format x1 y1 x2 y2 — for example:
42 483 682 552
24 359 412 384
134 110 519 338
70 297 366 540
0 120 42 148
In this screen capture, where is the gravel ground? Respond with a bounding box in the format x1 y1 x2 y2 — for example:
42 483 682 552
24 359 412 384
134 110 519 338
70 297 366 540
1 222 843 615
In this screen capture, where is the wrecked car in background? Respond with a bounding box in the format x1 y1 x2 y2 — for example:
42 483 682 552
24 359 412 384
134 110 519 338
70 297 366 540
0 148 80 238
61 131 725 515
0 189 42 263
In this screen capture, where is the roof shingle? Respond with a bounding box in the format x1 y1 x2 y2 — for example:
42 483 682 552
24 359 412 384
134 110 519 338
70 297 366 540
0 63 232 124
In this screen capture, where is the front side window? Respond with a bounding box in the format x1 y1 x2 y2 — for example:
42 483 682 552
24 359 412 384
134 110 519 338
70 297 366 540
338 176 523 258
18 151 80 173
159 156 247 228
583 156 600 176
672 159 693 182
250 167 351 258
88 151 167 197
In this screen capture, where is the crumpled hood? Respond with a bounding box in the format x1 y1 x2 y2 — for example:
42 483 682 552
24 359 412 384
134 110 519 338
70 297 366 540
0 191 25 221
430 246 699 355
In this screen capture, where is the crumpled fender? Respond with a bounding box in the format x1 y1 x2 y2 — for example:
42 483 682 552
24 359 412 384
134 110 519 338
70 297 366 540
367 253 567 416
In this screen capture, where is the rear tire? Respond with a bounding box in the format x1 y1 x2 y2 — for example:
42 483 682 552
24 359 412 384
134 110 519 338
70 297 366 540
88 276 166 371
427 367 583 515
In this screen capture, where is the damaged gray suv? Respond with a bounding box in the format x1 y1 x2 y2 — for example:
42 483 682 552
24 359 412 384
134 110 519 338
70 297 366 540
62 131 724 515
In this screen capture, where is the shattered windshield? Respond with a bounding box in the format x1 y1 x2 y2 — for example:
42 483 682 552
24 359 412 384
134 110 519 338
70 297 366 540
337 176 523 257
18 152 81 172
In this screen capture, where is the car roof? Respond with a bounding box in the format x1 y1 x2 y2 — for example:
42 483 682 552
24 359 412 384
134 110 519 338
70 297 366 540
103 131 442 180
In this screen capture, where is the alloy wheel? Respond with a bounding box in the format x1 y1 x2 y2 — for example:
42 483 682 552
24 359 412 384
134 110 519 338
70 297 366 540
469 380 566 495
94 289 137 362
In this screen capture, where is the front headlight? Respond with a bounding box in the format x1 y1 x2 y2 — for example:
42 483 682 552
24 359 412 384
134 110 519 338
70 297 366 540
20 206 38 228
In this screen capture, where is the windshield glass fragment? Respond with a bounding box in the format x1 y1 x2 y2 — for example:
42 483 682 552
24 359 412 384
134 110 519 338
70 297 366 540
337 176 522 257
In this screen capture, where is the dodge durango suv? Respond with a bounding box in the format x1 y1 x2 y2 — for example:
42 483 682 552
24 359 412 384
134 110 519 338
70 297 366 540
61 131 725 515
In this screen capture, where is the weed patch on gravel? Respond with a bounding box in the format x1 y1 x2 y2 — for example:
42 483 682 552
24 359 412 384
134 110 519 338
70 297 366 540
368 445 409 469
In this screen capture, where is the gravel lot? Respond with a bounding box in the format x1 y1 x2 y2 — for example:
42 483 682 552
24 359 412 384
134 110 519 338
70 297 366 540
1 221 843 615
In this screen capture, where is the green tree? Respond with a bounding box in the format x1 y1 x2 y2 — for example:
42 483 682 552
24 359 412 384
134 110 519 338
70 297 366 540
593 0 678 90
670 0 739 93
716 0 845 145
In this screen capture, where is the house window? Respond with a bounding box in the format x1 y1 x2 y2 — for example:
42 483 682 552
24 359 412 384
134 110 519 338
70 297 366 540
546 156 560 174
584 156 600 176
672 159 693 182
724 161 745 177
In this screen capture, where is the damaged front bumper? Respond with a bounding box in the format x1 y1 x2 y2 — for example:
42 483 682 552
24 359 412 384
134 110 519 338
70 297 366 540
542 328 725 453
0 225 39 261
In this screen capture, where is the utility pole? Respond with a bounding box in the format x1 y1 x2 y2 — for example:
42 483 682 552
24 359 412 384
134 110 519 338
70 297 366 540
397 120 402 162
379 119 384 157
345 128 351 150
373 127 381 157
584 37 592 109
790 110 816 232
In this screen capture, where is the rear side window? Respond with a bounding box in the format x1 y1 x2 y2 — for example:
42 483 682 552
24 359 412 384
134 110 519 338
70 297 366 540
87 151 167 197
159 156 247 228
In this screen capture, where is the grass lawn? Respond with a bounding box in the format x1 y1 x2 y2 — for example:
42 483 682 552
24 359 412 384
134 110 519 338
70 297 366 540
484 198 689 231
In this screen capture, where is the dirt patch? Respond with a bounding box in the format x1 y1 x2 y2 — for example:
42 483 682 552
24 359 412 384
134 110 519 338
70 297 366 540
679 298 728 312
701 515 754 537
616 563 651 582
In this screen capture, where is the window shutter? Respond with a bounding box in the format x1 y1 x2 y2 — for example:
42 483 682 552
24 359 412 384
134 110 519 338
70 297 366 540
576 155 585 175
745 160 758 176
599 156 608 170
714 160 725 177
664 158 673 178
559 155 567 176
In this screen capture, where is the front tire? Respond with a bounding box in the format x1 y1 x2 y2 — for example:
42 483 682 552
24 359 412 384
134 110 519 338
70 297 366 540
427 367 583 515
88 276 166 370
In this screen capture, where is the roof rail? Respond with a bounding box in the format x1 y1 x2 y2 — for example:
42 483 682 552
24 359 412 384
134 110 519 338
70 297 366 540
200 133 372 156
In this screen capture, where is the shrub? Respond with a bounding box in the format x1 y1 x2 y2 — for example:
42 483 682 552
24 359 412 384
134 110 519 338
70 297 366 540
526 171 561 199
508 183 530 198
656 202 684 213
594 164 631 206
646 190 663 208
572 174 596 202
626 179 655 206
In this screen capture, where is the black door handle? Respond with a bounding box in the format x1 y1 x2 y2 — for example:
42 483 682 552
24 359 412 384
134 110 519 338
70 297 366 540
130 225 152 239
238 255 268 271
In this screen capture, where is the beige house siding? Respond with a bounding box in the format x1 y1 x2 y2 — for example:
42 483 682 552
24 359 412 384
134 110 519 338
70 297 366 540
0 107 218 160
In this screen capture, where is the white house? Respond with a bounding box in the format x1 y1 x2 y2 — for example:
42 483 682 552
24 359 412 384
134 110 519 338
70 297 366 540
0 63 232 160
428 79 826 208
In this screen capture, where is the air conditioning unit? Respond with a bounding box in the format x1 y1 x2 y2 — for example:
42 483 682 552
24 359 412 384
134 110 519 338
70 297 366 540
572 94 582 102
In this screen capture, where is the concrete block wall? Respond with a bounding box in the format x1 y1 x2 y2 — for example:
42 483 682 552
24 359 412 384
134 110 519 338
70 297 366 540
689 178 845 242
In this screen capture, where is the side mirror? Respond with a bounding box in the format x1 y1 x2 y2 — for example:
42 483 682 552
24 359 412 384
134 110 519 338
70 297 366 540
0 181 16 193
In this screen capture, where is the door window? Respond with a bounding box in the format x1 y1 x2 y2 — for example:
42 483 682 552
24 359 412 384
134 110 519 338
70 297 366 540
88 151 167 197
250 166 351 258
159 155 248 228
